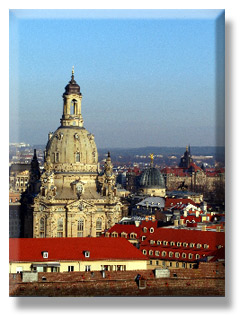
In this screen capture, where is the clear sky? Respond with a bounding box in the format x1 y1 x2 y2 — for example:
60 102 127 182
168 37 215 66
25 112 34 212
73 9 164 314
9 9 225 148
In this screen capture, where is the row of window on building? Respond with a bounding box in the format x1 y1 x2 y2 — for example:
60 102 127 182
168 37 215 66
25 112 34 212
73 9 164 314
53 152 81 163
39 217 103 238
28 264 126 273
148 240 209 249
142 249 201 260
149 259 197 269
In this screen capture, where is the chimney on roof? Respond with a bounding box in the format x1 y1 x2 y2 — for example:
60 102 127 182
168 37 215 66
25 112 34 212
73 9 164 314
135 221 140 227
216 226 221 232
180 219 184 225
174 220 178 227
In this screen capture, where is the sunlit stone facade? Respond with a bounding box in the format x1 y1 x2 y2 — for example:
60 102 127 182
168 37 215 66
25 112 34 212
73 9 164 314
24 70 122 238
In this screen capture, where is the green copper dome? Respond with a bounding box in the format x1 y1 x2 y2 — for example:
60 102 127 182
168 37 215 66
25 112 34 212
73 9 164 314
139 167 165 188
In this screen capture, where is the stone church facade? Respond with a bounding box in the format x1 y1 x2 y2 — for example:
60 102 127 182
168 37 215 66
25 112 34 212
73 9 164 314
22 69 122 238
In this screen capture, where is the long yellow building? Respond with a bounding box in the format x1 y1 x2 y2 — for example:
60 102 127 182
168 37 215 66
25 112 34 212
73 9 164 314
9 237 148 273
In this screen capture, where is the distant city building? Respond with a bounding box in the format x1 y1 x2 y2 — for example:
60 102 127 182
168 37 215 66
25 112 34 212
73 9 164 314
131 197 165 217
138 154 166 197
179 145 193 168
9 163 31 192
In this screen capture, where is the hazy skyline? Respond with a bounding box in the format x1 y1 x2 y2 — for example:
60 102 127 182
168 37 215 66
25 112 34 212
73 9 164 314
9 9 225 148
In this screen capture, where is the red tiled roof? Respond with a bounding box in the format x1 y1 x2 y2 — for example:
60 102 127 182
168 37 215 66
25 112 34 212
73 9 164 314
106 224 141 236
106 221 158 239
9 238 146 262
162 167 188 177
127 167 141 175
141 228 225 251
208 247 225 262
189 163 202 172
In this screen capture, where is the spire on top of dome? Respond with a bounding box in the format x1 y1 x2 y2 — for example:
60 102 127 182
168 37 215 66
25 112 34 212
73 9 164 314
71 66 75 82
63 66 81 96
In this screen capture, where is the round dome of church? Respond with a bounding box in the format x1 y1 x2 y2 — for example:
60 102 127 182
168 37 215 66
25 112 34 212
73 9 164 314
139 167 165 188
45 127 98 172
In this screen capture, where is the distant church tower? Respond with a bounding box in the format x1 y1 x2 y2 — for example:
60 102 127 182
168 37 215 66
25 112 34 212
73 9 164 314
179 145 193 169
23 69 122 238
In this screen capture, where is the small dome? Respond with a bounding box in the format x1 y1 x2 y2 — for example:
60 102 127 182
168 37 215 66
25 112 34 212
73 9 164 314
63 74 81 96
139 167 165 188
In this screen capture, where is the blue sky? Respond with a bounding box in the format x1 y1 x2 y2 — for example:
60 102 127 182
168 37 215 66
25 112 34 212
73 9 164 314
9 9 225 148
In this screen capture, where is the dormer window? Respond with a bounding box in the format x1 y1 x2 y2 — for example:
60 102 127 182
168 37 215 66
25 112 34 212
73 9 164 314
130 233 137 239
84 251 90 258
42 251 48 259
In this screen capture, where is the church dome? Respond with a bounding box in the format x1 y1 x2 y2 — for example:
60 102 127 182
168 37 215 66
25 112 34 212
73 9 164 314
139 167 165 188
45 126 98 172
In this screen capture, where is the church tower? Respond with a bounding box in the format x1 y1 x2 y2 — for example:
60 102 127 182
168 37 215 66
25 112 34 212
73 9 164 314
179 145 193 169
61 67 84 128
24 69 122 238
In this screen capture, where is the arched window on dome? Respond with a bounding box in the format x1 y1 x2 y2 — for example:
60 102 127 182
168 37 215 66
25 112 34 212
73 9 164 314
76 152 80 162
70 99 77 115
